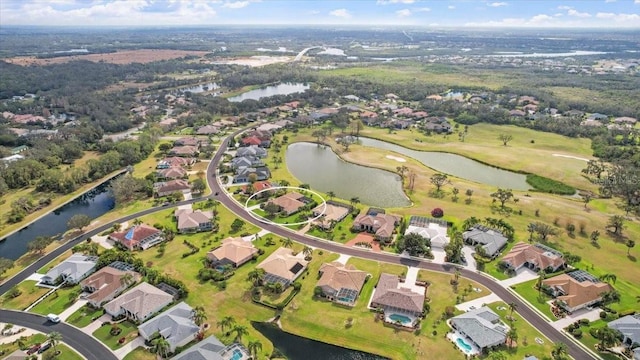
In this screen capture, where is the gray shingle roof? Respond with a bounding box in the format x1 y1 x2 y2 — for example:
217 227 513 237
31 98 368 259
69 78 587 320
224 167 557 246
172 336 250 360
138 302 199 352
608 314 640 349
450 306 508 349
462 226 508 257
42 253 97 284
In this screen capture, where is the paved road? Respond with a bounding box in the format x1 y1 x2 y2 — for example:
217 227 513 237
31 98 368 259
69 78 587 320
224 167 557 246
207 133 594 360
0 310 117 360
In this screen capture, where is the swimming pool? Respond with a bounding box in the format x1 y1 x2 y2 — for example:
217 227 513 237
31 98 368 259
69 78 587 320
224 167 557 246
230 348 243 360
456 338 473 353
388 313 412 325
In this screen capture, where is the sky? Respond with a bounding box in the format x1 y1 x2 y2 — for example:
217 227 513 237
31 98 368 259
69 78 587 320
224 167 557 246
0 0 639 28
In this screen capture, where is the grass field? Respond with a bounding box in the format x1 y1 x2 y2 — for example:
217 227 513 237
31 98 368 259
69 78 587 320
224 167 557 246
66 304 105 328
0 280 50 310
123 347 156 360
30 285 81 316
93 320 138 350
511 279 556 320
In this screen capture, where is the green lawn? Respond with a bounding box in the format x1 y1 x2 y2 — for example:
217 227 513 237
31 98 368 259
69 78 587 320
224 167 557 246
511 279 555 320
66 304 105 328
93 321 139 350
55 344 85 360
30 285 81 315
0 280 50 310
123 347 156 360
568 319 621 360
0 333 46 356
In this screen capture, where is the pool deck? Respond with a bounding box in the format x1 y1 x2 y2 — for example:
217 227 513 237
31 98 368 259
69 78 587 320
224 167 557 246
447 330 480 356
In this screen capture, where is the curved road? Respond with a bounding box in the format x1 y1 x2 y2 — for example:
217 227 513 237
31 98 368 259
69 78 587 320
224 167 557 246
0 310 117 360
207 133 593 360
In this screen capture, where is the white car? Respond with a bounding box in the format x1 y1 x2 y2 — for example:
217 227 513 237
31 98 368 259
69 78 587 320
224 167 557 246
47 314 61 323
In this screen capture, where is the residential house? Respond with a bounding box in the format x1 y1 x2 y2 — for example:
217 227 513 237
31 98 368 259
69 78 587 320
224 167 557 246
266 192 309 216
257 247 309 288
242 180 273 198
174 137 201 147
360 110 379 125
174 209 214 233
157 157 195 169
41 253 98 285
580 119 604 127
235 145 267 159
608 314 640 359
154 179 191 197
240 136 263 147
352 210 400 243
157 166 187 180
423 117 452 134
542 271 613 313
109 224 164 251
316 262 367 307
449 306 509 352
273 119 294 128
137 302 200 353
196 125 220 135
509 109 526 118
371 273 425 326
233 166 270 183
104 282 173 322
207 237 259 268
1 154 25 164
462 226 508 258
405 216 450 248
614 117 638 125
10 145 28 154
256 123 282 133
393 107 414 117
311 201 351 230
170 146 199 157
564 109 585 118
588 113 609 121
500 242 566 273
80 267 140 308
171 336 250 360
230 156 264 170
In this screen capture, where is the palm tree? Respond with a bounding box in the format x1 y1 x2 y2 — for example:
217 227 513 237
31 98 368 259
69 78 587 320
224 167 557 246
164 229 175 242
590 230 600 244
302 246 313 259
247 268 265 287
231 324 249 342
551 342 569 360
120 273 135 288
537 270 546 296
326 191 335 200
216 316 235 333
191 306 207 331
507 327 518 347
599 273 617 285
112 223 122 232
281 237 293 248
601 290 621 306
349 197 360 206
247 340 263 359
508 302 518 319
47 331 62 354
68 288 81 303
152 337 171 359
526 223 537 242
597 327 621 349
132 218 143 226
626 239 636 255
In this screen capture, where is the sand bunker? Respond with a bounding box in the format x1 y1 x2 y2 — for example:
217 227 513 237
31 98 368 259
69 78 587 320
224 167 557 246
386 155 406 162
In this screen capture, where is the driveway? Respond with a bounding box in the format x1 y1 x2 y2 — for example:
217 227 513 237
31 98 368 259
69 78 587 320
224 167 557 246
114 336 145 359
455 293 501 312
400 267 422 293
82 314 111 335
499 267 539 287
551 308 603 330
461 246 478 271
59 299 88 321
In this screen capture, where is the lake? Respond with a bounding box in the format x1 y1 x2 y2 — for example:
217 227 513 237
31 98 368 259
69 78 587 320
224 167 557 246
252 322 389 360
0 182 115 260
228 83 310 102
286 142 410 208
178 82 219 94
358 138 530 190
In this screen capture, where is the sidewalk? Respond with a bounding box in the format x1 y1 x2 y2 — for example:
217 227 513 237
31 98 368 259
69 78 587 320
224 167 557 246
59 299 88 321
81 314 111 335
114 336 145 359
455 293 501 312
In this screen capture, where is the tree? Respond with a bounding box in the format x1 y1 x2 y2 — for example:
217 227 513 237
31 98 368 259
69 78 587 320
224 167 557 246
27 236 50 254
566 223 576 236
508 302 518 319
507 327 518 347
537 270 546 297
533 222 558 241
396 165 408 179
626 239 635 255
191 178 206 194
312 129 326 145
231 219 245 232
152 336 171 359
430 173 449 192
217 316 235 333
302 246 313 259
491 188 514 208
133 218 143 226
601 290 621 306
263 202 281 218
67 214 91 232
47 331 62 355
248 340 263 359
451 187 459 202
326 191 335 200
120 273 135 287
339 137 351 152
191 306 207 331
582 192 593 209
397 233 431 257
498 133 514 146
465 189 473 204
349 197 360 206
231 324 248 342
488 351 508 360
590 230 600 244
582 160 607 179
599 274 617 285
596 327 622 349
444 232 464 263
607 215 625 236
282 237 293 248
68 288 81 303
526 223 537 242
0 257 14 276
551 342 569 360
247 268 265 287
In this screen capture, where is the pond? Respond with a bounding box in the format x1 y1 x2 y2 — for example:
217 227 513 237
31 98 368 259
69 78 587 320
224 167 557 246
252 322 389 360
286 142 410 208
178 82 219 94
358 138 530 190
228 83 310 102
0 181 115 260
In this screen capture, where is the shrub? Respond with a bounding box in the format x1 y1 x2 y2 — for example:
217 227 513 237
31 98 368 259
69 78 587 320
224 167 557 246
572 328 582 338
579 318 590 325
431 208 444 218
600 311 607 319
526 174 576 195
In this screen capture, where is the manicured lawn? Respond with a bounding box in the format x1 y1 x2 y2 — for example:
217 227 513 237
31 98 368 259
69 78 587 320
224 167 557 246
93 320 139 350
31 285 82 316
511 279 556 320
55 344 86 360
0 280 50 310
485 301 554 359
0 333 46 356
66 304 105 328
123 347 156 360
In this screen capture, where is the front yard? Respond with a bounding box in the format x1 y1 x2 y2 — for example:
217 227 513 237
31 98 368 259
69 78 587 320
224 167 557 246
0 333 83 360
123 347 156 360
30 285 81 316
93 320 139 350
511 278 556 320
0 280 49 310
67 304 105 328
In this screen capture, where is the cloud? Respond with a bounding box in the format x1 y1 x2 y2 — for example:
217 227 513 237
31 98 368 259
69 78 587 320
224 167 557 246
557 5 572 10
529 14 554 23
604 0 616 3
567 9 591 17
488 2 508 7
222 1 249 9
329 8 351 18
448 5 456 9
376 0 415 5
396 9 411 17
635 0 640 3
415 7 431 12
596 12 640 22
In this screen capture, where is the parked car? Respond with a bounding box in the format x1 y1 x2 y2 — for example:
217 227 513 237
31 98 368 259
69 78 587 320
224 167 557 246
47 314 61 323
38 342 51 354
26 344 41 355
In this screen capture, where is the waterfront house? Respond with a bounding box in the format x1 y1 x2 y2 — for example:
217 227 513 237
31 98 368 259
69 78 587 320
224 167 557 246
316 262 367 307
231 156 264 170
371 273 425 327
233 166 271 183
235 145 267 159
171 335 250 360
266 192 309 216
462 225 508 259
405 216 450 249
311 201 351 230
207 237 258 268
500 242 566 273
80 267 140 308
449 306 508 352
257 247 309 288
352 210 400 243
108 224 164 251
138 302 200 353
542 270 613 313
41 253 98 285
104 282 173 323
154 179 191 197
